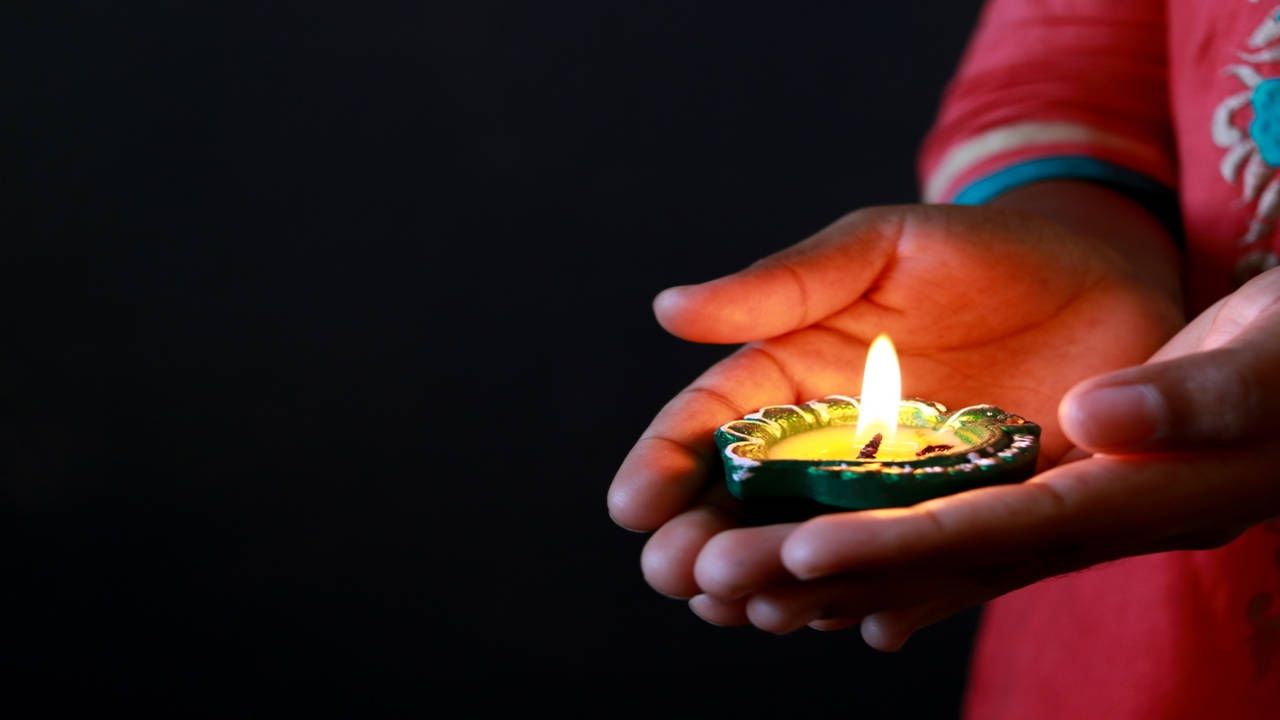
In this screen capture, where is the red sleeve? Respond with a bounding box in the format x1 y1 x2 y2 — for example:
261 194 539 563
919 0 1176 206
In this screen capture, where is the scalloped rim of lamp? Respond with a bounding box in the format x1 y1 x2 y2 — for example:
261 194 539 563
714 395 1040 510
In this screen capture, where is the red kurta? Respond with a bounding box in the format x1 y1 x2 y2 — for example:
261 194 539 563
919 1 1280 716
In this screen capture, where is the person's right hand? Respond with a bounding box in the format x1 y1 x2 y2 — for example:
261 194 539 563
607 188 1184 628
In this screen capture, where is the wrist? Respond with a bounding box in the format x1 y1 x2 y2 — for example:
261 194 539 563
989 180 1183 310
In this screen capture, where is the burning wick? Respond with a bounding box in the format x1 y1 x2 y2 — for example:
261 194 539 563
855 335 901 448
857 433 883 459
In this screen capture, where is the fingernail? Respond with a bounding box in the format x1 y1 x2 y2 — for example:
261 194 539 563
1065 384 1165 449
688 594 713 615
860 615 910 652
652 285 692 315
655 284 695 299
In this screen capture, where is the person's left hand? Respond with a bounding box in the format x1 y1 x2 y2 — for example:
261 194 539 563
698 266 1280 650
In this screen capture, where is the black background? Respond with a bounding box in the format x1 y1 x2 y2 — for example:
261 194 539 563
4 0 987 712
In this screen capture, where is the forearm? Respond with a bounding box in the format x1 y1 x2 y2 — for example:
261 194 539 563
918 0 1180 308
990 180 1183 311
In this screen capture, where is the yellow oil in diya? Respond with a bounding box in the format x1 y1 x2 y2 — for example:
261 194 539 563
768 425 965 461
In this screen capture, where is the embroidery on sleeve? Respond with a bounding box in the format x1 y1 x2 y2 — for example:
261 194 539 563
1212 5 1280 281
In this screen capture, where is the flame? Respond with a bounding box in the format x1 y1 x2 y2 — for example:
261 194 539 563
855 334 901 446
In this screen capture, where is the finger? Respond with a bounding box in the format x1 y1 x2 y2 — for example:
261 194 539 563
745 573 953 634
1057 446 1091 465
859 551 1059 652
771 448 1280 642
689 594 750 627
1192 265 1280 354
780 489 1054 581
652 207 901 344
860 578 1024 652
608 345 793 531
1060 273 1280 453
861 603 949 653
762 449 1280 639
764 541 1073 643
780 463 1121 581
1145 294 1229 364
784 449 1277 589
745 578 869 634
641 502 739 599
807 618 858 632
693 523 800 600
1141 267 1278 365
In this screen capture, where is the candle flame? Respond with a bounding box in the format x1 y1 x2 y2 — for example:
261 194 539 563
855 334 901 447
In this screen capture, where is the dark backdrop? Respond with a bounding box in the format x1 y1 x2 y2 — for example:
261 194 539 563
4 0 986 712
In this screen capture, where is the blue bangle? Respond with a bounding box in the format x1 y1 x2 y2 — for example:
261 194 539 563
952 155 1184 248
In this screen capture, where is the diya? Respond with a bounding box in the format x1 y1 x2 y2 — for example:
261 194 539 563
715 335 1040 510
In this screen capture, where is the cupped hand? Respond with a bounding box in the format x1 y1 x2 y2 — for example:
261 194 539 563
693 266 1280 652
607 196 1183 625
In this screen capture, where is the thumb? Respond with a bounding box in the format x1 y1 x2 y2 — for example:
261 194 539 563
1059 304 1280 453
652 207 901 344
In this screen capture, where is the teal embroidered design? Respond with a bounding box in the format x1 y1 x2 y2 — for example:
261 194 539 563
1250 78 1280 167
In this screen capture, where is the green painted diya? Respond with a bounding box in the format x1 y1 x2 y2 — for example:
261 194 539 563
715 396 1040 510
